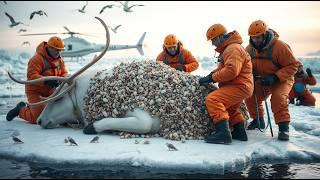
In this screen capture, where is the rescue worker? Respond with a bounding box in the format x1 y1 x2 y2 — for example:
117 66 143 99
6 36 68 124
289 65 317 106
199 24 253 144
156 34 199 72
244 20 301 141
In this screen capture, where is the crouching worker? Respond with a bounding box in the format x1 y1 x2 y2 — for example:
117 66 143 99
244 20 301 141
156 34 199 72
289 66 317 106
199 24 253 144
6 36 68 124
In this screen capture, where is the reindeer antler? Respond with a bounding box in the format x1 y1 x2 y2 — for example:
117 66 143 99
9 16 110 107
8 72 66 84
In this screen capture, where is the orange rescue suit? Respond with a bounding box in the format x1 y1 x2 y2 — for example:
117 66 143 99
288 72 317 106
18 41 68 124
205 31 254 127
245 29 301 124
156 42 199 72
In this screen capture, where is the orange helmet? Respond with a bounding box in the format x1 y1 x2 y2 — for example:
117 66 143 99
206 24 227 41
248 20 268 37
47 36 65 50
163 34 178 47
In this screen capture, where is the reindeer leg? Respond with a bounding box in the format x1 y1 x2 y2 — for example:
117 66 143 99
83 109 160 134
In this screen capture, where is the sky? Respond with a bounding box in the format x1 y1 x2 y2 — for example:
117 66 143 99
1 1 320 58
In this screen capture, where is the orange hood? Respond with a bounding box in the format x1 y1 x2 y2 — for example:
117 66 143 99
215 31 243 53
262 29 279 50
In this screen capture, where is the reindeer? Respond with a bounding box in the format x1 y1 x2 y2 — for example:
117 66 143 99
8 16 161 135
8 17 248 137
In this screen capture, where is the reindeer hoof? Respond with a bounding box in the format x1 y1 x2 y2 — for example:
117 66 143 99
83 122 97 134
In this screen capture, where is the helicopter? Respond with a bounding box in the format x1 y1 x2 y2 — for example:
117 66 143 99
20 26 146 59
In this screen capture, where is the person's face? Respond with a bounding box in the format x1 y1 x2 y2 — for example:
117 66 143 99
251 34 265 46
166 45 178 55
210 35 224 47
48 46 61 58
211 37 220 47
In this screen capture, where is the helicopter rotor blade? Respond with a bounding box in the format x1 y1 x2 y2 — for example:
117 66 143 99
63 26 71 33
78 33 98 37
19 33 60 36
19 32 98 38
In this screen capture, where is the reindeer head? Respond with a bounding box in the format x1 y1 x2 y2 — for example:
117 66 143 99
8 17 110 128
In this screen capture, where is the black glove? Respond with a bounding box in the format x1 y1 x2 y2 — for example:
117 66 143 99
260 74 279 86
199 73 215 86
175 66 185 72
44 80 60 89
306 68 313 77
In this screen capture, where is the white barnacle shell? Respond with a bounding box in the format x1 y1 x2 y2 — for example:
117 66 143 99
85 61 249 141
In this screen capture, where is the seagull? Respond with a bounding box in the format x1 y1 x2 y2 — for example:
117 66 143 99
21 41 30 46
143 140 150 144
166 143 178 151
67 137 78 146
12 136 24 144
99 4 120 14
90 136 99 143
120 1 144 13
17 29 27 33
5 12 26 28
30 10 48 20
107 24 121 33
77 1 88 13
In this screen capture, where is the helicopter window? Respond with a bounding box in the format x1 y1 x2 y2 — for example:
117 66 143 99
67 44 72 51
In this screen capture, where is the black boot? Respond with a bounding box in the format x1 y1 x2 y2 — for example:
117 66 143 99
278 121 289 141
205 120 232 144
232 122 248 141
247 118 265 130
289 98 295 104
6 101 26 121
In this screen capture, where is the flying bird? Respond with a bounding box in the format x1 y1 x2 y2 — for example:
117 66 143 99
166 143 178 151
120 1 144 13
90 136 99 143
99 4 120 14
5 12 26 28
17 29 27 33
77 1 88 13
21 41 31 46
30 10 48 20
12 136 24 144
67 137 78 146
107 24 121 33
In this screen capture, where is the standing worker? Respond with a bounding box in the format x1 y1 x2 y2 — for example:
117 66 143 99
199 23 253 144
244 20 301 141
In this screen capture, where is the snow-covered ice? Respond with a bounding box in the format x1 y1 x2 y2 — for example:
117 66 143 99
0 49 319 173
0 103 320 173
